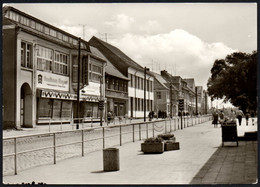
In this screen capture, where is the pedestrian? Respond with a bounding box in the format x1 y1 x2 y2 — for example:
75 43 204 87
107 111 112 125
212 111 219 128
148 111 153 121
236 109 244 126
245 112 250 126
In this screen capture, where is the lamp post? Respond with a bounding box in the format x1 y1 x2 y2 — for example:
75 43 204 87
195 86 198 116
144 67 149 122
76 38 81 129
99 75 104 126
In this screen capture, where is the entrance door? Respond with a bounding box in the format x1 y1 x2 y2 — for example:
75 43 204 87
119 104 124 116
20 83 32 127
114 104 118 116
20 98 24 126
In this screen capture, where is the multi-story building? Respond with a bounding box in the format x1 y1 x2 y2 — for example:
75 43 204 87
151 72 170 117
92 47 129 117
89 36 154 119
2 6 106 129
183 78 196 115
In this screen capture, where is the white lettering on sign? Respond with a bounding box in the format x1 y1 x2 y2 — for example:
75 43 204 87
36 71 69 91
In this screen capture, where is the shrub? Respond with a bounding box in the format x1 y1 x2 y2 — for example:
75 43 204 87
144 137 163 143
157 133 174 140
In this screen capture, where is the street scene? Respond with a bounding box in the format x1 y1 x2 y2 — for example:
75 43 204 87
2 2 257 185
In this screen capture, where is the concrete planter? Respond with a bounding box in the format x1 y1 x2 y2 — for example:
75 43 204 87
164 142 180 151
141 142 164 153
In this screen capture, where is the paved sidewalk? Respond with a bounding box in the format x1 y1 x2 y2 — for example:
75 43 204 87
3 120 258 185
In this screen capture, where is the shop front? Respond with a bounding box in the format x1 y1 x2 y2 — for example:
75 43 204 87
36 70 74 124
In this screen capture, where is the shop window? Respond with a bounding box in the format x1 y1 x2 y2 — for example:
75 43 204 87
61 101 72 118
38 99 52 118
52 100 62 118
21 41 32 69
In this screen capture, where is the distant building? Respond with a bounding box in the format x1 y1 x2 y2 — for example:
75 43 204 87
2 6 106 129
89 36 154 118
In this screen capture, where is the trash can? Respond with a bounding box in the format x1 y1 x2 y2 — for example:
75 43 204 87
103 148 120 171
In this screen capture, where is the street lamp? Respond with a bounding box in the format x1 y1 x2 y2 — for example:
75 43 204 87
76 38 81 129
144 67 149 122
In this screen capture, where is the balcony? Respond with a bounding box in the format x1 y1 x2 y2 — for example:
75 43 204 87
105 89 128 100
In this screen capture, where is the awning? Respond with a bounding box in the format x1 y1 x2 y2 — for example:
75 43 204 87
37 89 107 102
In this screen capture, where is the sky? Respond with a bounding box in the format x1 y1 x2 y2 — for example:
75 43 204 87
4 3 257 108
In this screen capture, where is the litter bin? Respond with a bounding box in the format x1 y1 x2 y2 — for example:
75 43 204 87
103 148 120 171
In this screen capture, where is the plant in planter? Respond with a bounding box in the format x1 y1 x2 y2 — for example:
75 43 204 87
157 133 176 142
157 133 180 151
141 137 164 154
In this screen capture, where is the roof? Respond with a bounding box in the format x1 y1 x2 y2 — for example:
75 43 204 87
90 46 129 81
151 71 178 91
150 72 169 90
89 36 153 76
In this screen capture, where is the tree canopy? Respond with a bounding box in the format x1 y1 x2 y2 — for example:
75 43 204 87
207 51 257 112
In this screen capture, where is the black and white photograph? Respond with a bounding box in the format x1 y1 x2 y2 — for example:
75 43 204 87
2 1 258 185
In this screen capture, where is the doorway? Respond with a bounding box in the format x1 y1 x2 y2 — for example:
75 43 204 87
20 83 33 127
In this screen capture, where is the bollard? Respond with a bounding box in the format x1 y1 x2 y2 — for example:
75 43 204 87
103 148 120 171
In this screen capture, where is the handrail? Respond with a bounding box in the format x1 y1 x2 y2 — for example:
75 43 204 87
3 115 212 176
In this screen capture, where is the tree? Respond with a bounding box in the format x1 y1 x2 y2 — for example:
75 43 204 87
207 51 257 112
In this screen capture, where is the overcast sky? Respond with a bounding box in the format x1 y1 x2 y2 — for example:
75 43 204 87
5 3 257 107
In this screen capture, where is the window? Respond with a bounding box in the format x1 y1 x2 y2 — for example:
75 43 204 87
36 23 44 32
21 41 32 69
141 78 143 90
44 26 50 35
37 45 53 72
9 11 19 22
30 20 36 29
157 92 161 99
131 74 134 87
89 59 102 82
54 51 69 75
50 29 57 37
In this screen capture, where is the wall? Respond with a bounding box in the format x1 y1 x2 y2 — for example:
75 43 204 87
3 26 16 129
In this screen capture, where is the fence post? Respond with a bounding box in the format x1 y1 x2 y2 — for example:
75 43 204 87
91 117 93 128
49 118 51 132
14 138 17 175
170 118 172 132
146 123 148 139
133 124 135 142
153 122 155 137
165 120 167 133
82 129 84 156
103 127 105 149
139 124 141 140
120 125 122 146
53 133 56 164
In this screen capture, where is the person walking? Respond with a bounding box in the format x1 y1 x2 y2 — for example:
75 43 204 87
236 109 244 126
212 111 219 128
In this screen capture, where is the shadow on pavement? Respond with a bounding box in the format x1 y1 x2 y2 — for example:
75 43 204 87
190 141 257 185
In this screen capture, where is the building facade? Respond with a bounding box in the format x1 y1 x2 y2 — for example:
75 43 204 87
89 36 154 119
2 6 106 129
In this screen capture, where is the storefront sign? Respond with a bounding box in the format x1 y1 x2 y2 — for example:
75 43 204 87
41 90 77 100
37 71 69 91
80 82 101 96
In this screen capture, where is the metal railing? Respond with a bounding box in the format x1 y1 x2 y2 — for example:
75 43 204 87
3 115 212 176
